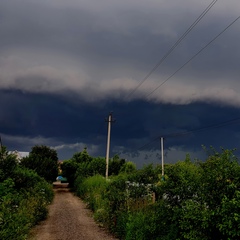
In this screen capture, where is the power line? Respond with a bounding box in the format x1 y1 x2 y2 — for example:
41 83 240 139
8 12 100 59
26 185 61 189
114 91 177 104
164 117 240 138
145 15 240 99
128 116 240 153
125 0 218 100
113 5 240 157
138 136 159 151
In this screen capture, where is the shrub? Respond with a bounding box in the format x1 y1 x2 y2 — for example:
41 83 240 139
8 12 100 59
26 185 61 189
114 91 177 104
125 202 178 240
0 165 53 240
0 147 17 181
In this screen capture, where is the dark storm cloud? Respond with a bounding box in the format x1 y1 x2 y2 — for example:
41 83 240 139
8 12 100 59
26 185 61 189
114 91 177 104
0 0 171 78
1 89 240 164
0 90 103 139
1 0 239 74
1 0 240 164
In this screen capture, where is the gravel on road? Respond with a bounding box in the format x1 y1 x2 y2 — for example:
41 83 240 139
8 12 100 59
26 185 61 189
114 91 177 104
28 188 118 240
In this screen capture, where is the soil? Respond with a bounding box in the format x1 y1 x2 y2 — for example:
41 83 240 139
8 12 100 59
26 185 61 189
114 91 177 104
28 186 118 240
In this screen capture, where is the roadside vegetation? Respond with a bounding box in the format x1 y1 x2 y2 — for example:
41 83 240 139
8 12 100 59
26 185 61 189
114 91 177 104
0 145 55 240
62 147 240 240
1 144 239 240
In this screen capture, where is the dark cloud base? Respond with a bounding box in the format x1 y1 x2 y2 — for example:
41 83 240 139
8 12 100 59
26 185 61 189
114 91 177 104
1 90 240 163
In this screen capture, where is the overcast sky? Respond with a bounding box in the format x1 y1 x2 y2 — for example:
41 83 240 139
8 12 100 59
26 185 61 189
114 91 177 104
1 0 240 167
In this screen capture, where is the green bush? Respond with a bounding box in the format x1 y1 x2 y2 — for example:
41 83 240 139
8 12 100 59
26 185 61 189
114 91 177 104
12 167 43 189
71 148 240 240
0 147 17 181
0 175 54 240
125 202 178 240
0 147 54 240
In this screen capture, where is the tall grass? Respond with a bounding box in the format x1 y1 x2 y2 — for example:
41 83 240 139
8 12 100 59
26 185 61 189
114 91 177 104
75 174 109 211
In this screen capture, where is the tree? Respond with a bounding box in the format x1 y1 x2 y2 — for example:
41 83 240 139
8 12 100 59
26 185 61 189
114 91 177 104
72 147 92 163
61 148 97 186
109 155 126 176
161 157 201 205
20 145 59 182
198 148 240 239
61 159 78 187
88 157 106 176
120 161 136 174
0 146 17 181
160 148 240 240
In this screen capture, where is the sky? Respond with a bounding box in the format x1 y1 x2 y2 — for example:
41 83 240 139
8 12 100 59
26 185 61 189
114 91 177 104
1 0 240 167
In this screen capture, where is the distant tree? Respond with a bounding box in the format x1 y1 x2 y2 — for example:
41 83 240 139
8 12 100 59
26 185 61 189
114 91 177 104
0 146 17 181
88 157 106 176
61 148 93 186
61 159 78 187
30 145 58 162
131 163 159 184
120 161 136 174
72 147 92 163
20 145 59 182
109 155 126 176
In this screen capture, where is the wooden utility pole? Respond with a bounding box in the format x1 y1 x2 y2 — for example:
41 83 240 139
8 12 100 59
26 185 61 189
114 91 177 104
0 135 3 158
160 137 164 180
105 112 115 179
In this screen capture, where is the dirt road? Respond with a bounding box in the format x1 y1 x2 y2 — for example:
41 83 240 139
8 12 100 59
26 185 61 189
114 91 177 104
28 187 118 240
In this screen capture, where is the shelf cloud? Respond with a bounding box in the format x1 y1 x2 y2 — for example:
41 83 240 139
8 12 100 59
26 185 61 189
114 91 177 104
1 0 240 165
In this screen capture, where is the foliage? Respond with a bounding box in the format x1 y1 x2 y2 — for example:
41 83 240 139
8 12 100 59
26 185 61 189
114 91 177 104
128 163 160 184
159 157 201 205
12 167 44 189
76 175 108 211
120 161 137 174
74 173 128 238
217 190 240 238
77 157 106 177
61 148 103 187
109 155 126 176
0 178 53 240
62 149 127 188
75 174 111 229
71 147 92 163
0 146 54 240
89 157 106 176
197 148 240 239
20 145 59 182
157 148 240 240
71 148 240 240
61 159 78 187
125 203 176 240
0 146 17 181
